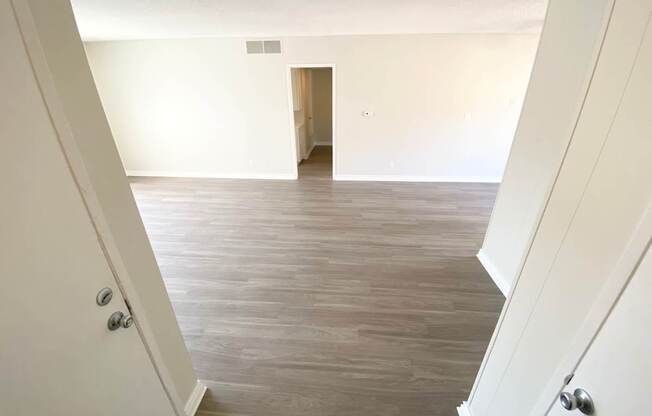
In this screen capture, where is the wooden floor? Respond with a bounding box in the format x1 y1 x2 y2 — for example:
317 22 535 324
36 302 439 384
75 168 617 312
130 146 503 416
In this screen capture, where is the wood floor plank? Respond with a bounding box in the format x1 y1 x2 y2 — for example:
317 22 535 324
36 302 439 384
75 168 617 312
130 146 503 416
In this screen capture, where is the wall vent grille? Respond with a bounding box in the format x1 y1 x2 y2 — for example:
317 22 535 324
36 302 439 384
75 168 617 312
263 40 281 54
246 40 281 54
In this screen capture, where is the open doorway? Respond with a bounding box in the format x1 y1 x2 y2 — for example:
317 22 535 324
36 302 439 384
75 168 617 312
287 64 335 179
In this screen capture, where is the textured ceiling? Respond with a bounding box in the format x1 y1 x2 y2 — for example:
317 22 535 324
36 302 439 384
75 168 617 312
72 0 547 41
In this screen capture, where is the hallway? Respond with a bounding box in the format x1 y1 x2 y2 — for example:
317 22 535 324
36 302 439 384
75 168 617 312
298 145 332 178
130 149 503 416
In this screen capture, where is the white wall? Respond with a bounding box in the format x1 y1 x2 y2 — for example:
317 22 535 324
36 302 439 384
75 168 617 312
85 34 538 181
311 68 332 145
477 0 612 295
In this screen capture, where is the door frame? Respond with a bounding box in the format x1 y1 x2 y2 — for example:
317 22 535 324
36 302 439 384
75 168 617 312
11 2 189 415
286 63 336 178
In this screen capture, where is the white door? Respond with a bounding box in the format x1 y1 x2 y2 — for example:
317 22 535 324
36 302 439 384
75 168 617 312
546 243 652 415
0 2 176 415
471 1 652 415
545 4 652 413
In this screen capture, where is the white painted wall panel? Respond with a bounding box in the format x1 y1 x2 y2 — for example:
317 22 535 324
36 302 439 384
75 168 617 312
85 34 537 181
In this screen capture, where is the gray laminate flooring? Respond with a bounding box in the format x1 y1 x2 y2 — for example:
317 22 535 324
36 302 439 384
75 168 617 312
130 146 503 416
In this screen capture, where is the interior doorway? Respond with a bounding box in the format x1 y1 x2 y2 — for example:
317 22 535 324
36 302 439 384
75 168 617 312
287 64 335 179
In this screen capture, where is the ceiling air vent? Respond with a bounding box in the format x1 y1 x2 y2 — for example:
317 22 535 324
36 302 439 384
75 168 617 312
246 40 281 54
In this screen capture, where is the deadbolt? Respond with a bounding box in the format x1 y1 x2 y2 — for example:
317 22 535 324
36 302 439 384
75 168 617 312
107 311 134 331
559 388 594 414
96 287 113 306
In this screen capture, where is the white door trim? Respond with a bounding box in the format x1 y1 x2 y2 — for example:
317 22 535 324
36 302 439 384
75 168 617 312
286 63 336 178
11 1 188 414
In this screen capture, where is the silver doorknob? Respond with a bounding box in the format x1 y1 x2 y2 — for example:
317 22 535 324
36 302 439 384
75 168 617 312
559 388 594 414
120 314 134 328
107 311 134 331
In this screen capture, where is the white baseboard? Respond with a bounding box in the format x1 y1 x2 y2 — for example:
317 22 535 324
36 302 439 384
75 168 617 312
126 170 297 180
457 401 473 416
126 170 498 183
477 249 510 296
184 380 207 416
333 174 501 183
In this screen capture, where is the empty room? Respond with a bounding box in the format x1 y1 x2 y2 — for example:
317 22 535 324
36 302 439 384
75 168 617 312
4 1 651 416
82 2 538 414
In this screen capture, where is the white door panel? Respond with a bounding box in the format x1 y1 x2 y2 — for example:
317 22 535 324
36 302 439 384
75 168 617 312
477 0 652 414
546 2 652 413
547 245 652 416
0 2 175 415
